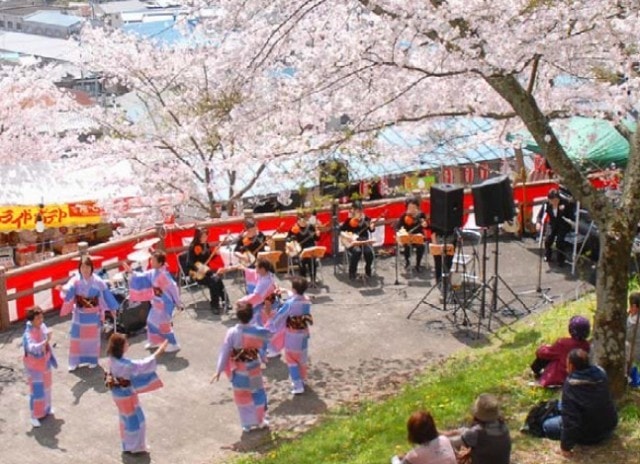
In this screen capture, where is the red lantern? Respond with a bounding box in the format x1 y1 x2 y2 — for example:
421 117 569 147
478 163 490 180
442 167 454 184
464 166 475 184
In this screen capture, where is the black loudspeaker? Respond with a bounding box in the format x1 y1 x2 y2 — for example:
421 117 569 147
430 184 464 234
319 160 349 198
471 175 516 227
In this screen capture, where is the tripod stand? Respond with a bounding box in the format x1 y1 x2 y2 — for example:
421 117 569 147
481 229 532 331
406 234 460 319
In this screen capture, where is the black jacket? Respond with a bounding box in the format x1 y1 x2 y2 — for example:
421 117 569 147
561 365 618 451
537 200 573 235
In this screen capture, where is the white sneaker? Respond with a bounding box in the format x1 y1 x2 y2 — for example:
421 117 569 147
31 418 41 428
165 344 181 353
241 425 251 433
48 408 55 415
291 386 305 395
144 343 157 350
265 350 281 358
259 418 270 429
87 364 98 369
68 365 78 372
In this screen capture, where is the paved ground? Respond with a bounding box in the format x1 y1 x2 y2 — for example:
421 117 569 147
0 234 594 464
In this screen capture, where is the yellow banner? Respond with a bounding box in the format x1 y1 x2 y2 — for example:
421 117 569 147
0 202 103 232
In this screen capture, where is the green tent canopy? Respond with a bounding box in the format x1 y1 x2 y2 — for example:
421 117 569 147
508 117 630 169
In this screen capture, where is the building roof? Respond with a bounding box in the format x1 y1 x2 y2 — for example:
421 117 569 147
0 7 57 17
25 11 83 27
95 1 146 15
0 31 81 63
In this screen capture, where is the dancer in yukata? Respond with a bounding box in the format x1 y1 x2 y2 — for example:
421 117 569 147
127 250 182 352
106 333 167 454
238 258 277 325
268 276 313 395
212 302 271 433
23 306 58 427
60 256 119 371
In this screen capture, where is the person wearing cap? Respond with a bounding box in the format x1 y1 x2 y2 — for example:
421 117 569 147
535 188 572 267
60 256 120 371
530 315 591 388
339 200 376 280
541 349 618 457
443 393 511 464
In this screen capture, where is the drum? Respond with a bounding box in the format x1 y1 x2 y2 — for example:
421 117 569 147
107 299 151 335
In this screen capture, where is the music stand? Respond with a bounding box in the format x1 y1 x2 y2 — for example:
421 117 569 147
395 232 426 284
406 239 455 319
257 251 282 270
299 246 327 287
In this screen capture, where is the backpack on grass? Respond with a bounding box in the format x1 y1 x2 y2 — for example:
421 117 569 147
521 399 560 437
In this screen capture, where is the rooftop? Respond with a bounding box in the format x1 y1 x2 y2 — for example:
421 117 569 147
0 31 80 63
25 11 83 27
95 0 145 15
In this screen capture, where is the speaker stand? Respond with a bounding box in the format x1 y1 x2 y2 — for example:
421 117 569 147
484 230 531 331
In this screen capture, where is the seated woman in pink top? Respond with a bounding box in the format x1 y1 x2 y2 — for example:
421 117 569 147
391 410 456 464
530 315 591 387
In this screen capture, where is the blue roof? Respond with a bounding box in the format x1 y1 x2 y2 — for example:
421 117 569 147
26 11 82 28
121 19 209 46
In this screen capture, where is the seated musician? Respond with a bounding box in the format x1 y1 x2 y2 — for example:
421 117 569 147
395 198 427 272
234 219 266 268
286 212 321 280
187 228 226 313
340 200 375 280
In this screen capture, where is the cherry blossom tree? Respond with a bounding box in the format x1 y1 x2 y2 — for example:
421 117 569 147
0 64 89 166
204 0 640 396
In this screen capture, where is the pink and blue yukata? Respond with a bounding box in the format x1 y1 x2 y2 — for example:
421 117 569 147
216 323 271 431
128 266 181 351
23 319 58 426
268 294 313 394
108 355 164 453
239 268 277 326
60 273 119 369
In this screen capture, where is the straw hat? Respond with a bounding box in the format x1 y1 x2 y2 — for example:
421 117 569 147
472 394 500 422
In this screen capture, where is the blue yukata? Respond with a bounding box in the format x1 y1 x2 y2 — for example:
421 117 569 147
129 266 181 349
60 273 119 368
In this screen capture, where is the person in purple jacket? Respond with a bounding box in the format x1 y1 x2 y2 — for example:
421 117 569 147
530 315 590 387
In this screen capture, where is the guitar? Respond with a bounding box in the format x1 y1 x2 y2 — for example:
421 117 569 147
339 211 387 248
190 231 232 280
286 224 321 257
236 222 286 266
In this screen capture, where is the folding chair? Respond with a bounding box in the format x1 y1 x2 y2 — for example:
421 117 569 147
177 252 209 303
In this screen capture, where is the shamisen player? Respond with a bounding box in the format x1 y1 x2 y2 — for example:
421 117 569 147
339 200 375 280
286 212 320 280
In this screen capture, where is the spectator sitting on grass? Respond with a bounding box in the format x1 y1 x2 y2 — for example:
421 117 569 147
541 348 618 458
442 393 511 464
391 410 456 464
530 315 590 388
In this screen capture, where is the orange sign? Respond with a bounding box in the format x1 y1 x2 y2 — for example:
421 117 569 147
0 202 103 232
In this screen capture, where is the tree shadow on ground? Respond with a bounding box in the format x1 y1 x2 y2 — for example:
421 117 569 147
500 329 541 349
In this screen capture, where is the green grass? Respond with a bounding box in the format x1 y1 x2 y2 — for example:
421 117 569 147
236 296 640 464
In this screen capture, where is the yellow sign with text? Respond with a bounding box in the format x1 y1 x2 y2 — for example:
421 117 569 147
0 202 103 232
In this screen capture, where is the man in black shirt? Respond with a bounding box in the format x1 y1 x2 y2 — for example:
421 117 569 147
340 201 375 280
234 219 266 268
286 212 320 279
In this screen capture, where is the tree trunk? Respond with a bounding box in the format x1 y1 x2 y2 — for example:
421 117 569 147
593 214 634 397
485 74 640 398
